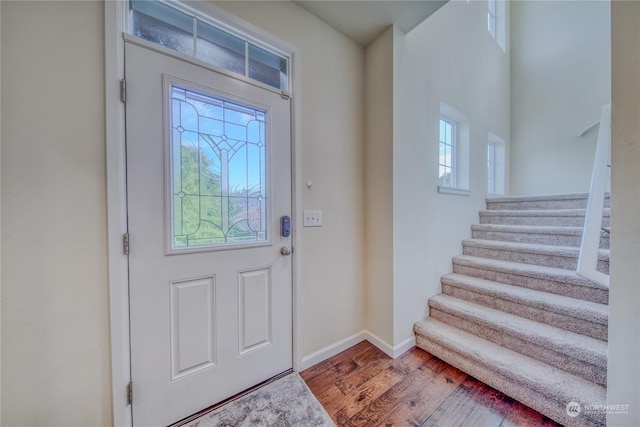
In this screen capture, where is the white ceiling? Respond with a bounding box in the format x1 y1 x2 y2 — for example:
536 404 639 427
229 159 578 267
292 0 447 47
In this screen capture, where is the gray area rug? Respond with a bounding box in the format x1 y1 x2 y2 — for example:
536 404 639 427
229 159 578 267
183 373 336 427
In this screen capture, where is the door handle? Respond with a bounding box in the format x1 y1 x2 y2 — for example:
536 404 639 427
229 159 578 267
280 246 291 256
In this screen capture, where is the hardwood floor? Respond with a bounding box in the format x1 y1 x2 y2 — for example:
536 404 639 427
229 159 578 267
300 341 561 427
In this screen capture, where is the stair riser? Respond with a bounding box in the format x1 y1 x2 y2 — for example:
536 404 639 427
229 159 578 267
452 262 609 304
480 214 610 228
429 307 607 385
471 229 610 249
441 283 608 341
462 245 610 274
486 198 610 211
415 335 605 427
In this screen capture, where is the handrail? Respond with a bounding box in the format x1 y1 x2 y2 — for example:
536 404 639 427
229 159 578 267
577 104 611 287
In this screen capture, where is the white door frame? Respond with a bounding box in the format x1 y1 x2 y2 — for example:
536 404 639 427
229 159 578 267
104 2 303 426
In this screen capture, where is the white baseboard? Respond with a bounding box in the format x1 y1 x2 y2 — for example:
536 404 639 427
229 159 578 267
299 330 416 371
364 331 415 358
299 331 368 371
362 330 395 357
392 335 416 357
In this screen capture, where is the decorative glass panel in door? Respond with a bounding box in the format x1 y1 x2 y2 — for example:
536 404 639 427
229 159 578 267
170 85 268 250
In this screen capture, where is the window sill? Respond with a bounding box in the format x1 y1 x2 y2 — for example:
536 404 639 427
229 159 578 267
438 186 471 196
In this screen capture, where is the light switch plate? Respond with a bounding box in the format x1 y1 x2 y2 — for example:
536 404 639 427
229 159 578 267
303 210 322 227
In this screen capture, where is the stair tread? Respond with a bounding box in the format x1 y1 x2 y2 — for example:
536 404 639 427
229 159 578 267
429 294 607 367
463 238 610 258
442 273 608 325
453 255 609 290
414 317 607 405
472 223 587 235
480 208 610 216
486 192 609 203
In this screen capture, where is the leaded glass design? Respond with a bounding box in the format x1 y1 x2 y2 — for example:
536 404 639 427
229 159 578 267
171 86 267 249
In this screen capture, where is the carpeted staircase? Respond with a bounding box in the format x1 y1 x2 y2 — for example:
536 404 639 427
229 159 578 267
414 193 609 427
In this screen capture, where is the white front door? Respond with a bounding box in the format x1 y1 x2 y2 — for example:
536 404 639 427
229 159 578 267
125 39 293 426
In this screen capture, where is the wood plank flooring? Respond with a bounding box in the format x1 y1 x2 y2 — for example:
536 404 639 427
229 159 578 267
300 341 561 427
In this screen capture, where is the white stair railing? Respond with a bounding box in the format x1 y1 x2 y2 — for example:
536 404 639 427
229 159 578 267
577 104 611 287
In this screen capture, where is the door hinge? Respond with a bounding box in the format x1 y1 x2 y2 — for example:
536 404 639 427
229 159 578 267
127 381 133 405
123 233 130 256
120 79 127 103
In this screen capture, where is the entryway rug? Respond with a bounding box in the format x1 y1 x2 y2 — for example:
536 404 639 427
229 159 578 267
181 373 336 427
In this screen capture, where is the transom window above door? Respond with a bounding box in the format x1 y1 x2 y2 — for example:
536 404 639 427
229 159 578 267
129 0 290 91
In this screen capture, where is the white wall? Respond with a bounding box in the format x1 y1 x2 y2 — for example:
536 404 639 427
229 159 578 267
608 1 640 424
1 2 112 426
364 27 394 347
0 1 3 419
392 0 511 347
204 1 369 362
510 1 611 196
